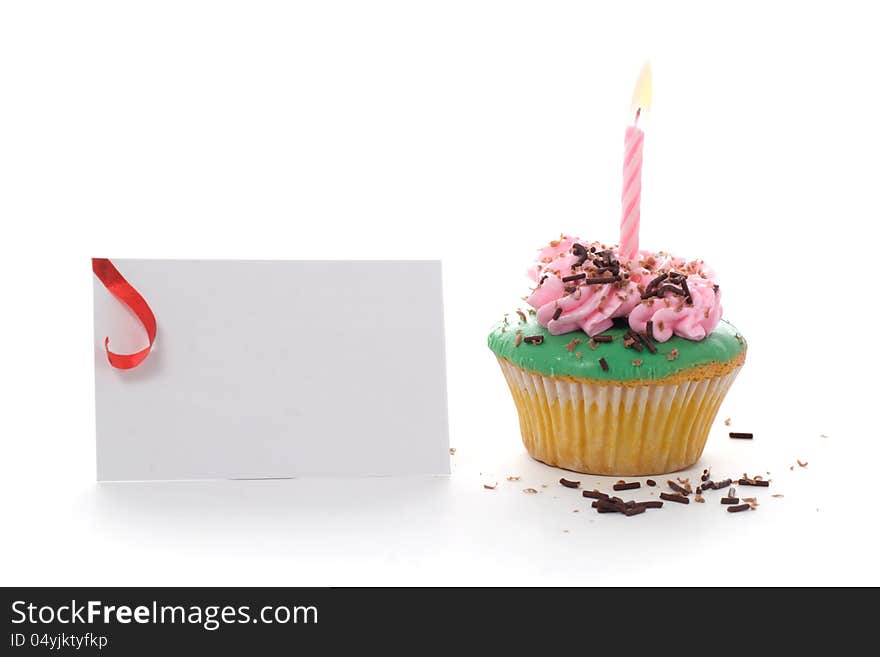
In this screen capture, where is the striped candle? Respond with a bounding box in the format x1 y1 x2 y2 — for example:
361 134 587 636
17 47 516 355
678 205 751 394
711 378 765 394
619 63 652 263
619 122 644 262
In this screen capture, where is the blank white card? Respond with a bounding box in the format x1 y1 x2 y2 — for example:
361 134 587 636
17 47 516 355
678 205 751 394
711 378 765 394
93 260 450 481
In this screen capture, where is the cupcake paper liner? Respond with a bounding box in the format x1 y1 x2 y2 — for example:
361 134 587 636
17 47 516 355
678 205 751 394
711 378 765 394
497 357 742 476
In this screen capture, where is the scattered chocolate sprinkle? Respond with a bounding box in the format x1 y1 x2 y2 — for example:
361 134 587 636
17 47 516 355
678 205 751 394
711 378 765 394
562 273 586 283
660 492 689 504
559 477 581 489
738 478 769 487
516 309 527 323
588 338 598 350
644 273 668 295
613 481 641 491
797 460 808 468
566 338 581 352
598 358 609 372
506 475 520 481
667 480 691 496
724 417 731 426
539 275 547 285
743 497 759 509
701 469 711 482
513 333 523 347
646 479 656 487
564 286 577 294
694 491 705 503
721 497 739 505
592 335 613 343
727 503 752 513
729 432 753 440
680 278 692 303
483 482 497 490
523 335 544 345
638 500 664 509
623 332 644 351
552 307 563 321
522 488 539 494
623 505 646 516
582 489 610 500
585 277 621 285
637 332 657 353
728 487 736 498
712 478 733 490
646 320 655 341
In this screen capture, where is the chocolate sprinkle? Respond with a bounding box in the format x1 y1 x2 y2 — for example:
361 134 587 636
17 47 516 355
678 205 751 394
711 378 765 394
561 273 586 282
646 320 655 342
585 277 621 285
738 478 769 487
721 497 740 505
582 489 609 500
559 477 581 489
644 273 668 295
612 481 641 491
712 478 733 490
667 480 691 496
552 307 563 321
592 335 612 343
727 503 752 513
623 505 646 516
646 479 656 487
523 335 544 345
729 432 753 439
598 358 609 372
638 331 657 354
659 492 690 505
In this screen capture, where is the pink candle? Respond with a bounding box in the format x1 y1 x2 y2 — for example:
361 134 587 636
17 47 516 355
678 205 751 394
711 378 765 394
619 121 644 262
619 64 652 262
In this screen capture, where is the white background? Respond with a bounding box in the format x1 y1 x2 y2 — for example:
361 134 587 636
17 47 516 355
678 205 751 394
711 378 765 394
1 1 878 585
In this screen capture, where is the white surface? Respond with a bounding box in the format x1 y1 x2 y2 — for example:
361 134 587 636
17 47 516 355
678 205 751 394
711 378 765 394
1 1 879 585
94 259 449 480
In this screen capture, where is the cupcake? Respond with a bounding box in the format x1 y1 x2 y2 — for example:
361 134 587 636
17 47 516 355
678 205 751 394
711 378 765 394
488 236 746 476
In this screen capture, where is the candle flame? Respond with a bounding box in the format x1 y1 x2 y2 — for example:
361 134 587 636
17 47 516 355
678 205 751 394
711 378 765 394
630 62 652 120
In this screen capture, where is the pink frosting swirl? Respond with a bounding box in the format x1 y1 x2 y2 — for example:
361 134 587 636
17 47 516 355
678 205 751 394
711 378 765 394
628 257 722 342
525 236 722 342
526 236 645 336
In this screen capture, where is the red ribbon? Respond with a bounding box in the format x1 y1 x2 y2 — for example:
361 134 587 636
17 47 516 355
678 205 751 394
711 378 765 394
92 258 157 369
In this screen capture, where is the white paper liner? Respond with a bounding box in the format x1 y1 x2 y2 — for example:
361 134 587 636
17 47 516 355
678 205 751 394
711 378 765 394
497 358 742 475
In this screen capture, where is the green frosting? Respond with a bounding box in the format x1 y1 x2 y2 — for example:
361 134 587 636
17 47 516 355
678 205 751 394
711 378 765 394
487 314 746 382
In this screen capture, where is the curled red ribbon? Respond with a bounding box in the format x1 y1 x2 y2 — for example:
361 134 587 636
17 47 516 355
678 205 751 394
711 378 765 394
92 258 157 369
